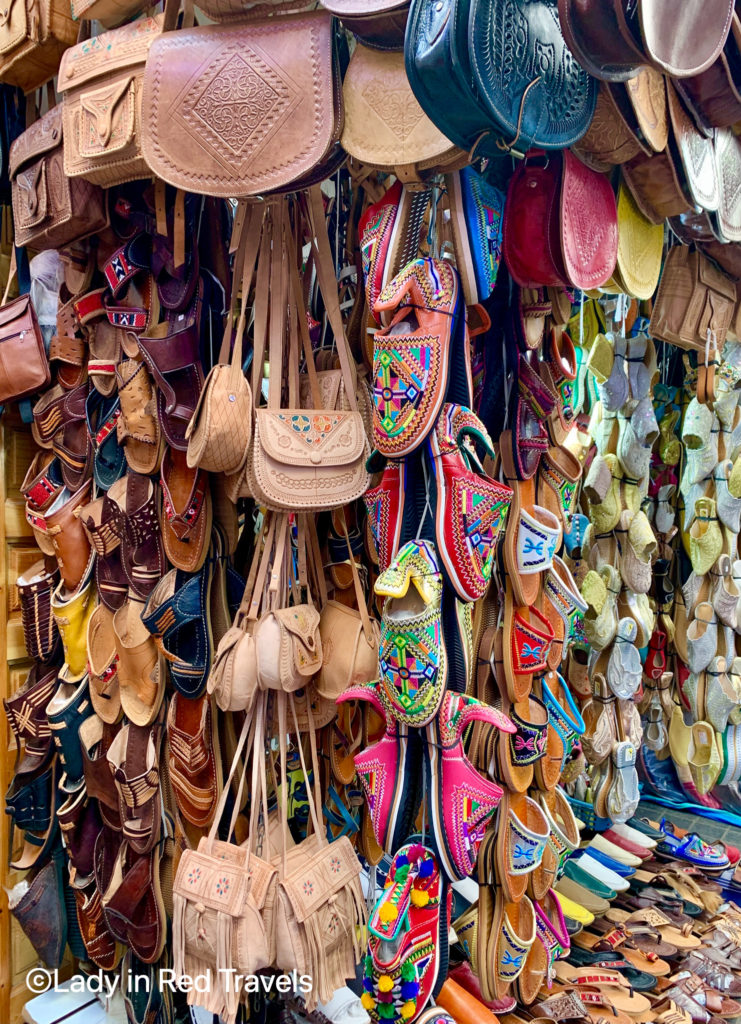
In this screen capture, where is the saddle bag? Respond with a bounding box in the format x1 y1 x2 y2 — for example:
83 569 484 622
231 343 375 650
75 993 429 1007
0 0 76 93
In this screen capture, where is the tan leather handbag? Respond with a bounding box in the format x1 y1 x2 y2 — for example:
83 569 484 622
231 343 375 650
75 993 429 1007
0 0 76 93
316 515 379 701
70 0 147 29
10 103 108 251
141 6 341 198
173 700 277 1024
271 694 365 1011
0 260 51 404
649 244 736 352
247 191 370 512
57 14 163 187
186 203 261 475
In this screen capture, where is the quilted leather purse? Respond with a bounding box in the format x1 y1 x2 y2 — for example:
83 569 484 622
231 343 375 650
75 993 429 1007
405 0 596 157
141 7 341 198
649 245 736 353
57 15 163 187
186 203 261 475
248 191 370 512
341 44 464 179
559 0 734 81
0 266 51 404
502 150 618 292
173 700 277 1024
10 104 108 251
271 694 365 1012
0 0 76 93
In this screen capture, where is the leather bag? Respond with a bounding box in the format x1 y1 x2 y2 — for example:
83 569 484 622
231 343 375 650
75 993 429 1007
649 245 736 353
0 268 51 405
676 14 741 133
502 149 617 292
57 15 163 188
341 43 464 179
405 0 596 158
610 180 664 300
271 694 365 1012
10 103 108 251
712 129 741 243
173 702 277 1024
186 204 261 475
559 0 734 81
316 514 379 700
0 0 76 93
141 8 341 198
322 0 408 50
70 0 147 28
248 191 370 513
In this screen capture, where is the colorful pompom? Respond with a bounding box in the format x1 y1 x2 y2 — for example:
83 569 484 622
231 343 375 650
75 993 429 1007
395 865 410 883
361 993 376 1012
401 982 419 1000
407 844 424 861
365 955 374 974
410 888 430 907
395 853 409 868
378 975 394 993
363 978 374 993
401 1001 417 1019
400 962 416 982
379 903 398 924
418 859 434 878
378 1003 396 1019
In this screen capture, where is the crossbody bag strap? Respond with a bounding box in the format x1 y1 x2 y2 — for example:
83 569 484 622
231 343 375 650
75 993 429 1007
217 203 265 388
267 200 288 411
303 514 329 608
203 708 256 858
306 186 359 410
250 205 274 413
337 507 375 644
286 211 323 410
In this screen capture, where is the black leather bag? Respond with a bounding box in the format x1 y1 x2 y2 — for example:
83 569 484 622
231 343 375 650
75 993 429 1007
405 0 597 157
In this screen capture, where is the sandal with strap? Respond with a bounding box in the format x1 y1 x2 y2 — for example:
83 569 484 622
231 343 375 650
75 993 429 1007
605 907 702 950
115 358 163 476
107 708 165 855
159 448 212 574
552 964 651 1016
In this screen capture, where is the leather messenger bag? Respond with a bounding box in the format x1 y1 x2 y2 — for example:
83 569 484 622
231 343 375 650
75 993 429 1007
141 4 341 197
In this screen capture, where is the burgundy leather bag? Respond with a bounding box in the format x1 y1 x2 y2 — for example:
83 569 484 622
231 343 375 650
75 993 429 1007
502 150 618 292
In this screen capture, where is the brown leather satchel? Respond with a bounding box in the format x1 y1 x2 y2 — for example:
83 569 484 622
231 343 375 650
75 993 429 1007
141 7 341 198
322 0 408 50
57 14 163 188
676 14 741 133
0 0 76 93
575 70 666 170
10 104 108 251
649 245 736 353
341 43 464 180
0 266 51 405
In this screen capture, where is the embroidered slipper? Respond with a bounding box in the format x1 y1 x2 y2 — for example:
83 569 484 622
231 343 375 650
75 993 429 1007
531 787 581 901
495 790 550 903
490 887 536 999
605 618 641 698
537 444 582 530
503 582 555 703
543 555 588 671
686 603 718 674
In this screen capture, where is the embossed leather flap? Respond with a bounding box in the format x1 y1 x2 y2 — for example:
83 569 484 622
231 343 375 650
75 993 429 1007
77 75 136 158
0 0 27 56
279 833 360 923
14 162 47 229
255 409 366 468
341 43 460 171
141 11 337 197
666 83 719 214
299 369 342 411
57 15 163 92
9 106 63 178
714 128 741 242
559 150 618 291
615 181 663 301
178 844 276 912
273 605 322 678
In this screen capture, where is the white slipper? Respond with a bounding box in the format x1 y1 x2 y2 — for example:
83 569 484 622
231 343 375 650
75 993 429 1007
317 987 371 1024
589 833 643 867
575 852 631 892
609 821 657 850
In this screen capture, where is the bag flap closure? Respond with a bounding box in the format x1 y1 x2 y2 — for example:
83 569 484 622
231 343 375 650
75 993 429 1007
57 15 163 93
698 251 737 302
0 294 33 330
174 847 250 914
273 605 322 676
14 161 47 228
0 0 27 57
278 834 360 923
140 11 336 197
255 408 366 467
77 75 136 157
9 106 63 178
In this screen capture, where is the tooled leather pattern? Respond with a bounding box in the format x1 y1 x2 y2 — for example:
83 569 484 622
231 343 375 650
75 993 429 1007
616 183 664 300
716 129 741 242
471 0 595 149
560 151 618 290
668 85 719 211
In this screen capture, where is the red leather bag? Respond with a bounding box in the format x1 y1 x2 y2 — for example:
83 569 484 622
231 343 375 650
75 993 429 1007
502 149 618 292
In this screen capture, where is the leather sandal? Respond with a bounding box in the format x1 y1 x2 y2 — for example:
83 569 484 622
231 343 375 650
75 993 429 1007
102 831 168 965
21 451 64 557
166 692 220 827
107 707 165 855
159 448 212 573
108 473 165 601
116 357 163 476
113 598 165 728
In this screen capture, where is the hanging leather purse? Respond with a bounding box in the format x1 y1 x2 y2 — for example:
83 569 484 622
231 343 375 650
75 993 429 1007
649 245 736 353
70 0 147 28
10 103 108 251
502 150 618 292
247 190 370 513
675 13 741 133
186 203 261 475
173 699 277 1024
608 180 664 301
271 694 365 1012
141 5 341 197
57 14 163 188
0 262 51 405
322 0 408 49
711 129 741 243
0 0 76 93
